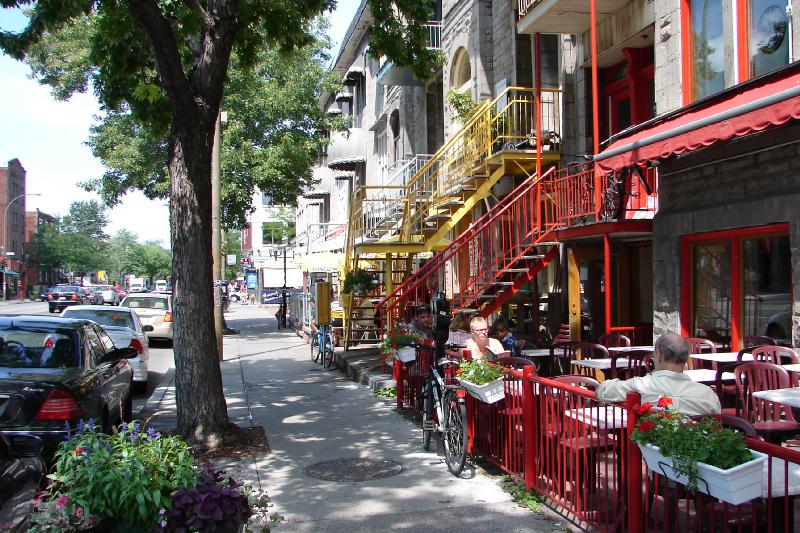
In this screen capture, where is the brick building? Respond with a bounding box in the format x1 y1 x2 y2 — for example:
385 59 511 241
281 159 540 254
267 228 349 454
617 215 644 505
0 159 29 299
24 209 59 298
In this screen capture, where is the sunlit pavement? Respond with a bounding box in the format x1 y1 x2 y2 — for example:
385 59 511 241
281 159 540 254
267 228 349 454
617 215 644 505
140 303 560 532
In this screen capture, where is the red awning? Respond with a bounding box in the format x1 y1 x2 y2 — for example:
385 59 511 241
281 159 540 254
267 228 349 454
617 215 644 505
594 67 800 176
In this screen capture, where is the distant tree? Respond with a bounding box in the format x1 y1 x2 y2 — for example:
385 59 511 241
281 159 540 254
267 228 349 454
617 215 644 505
223 231 240 280
32 222 64 275
138 242 171 282
107 229 145 280
61 200 110 242
61 232 104 275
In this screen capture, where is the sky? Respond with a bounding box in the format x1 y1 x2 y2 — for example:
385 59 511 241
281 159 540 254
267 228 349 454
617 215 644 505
0 0 360 247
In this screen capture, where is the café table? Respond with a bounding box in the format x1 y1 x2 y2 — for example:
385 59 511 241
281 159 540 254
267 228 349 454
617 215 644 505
683 368 735 384
781 364 800 374
752 388 800 409
607 345 654 353
570 357 630 372
690 352 752 364
565 404 628 430
522 347 565 376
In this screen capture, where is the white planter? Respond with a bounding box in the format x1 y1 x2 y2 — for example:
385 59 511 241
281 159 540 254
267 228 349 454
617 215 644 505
461 377 505 404
638 443 767 505
393 346 417 363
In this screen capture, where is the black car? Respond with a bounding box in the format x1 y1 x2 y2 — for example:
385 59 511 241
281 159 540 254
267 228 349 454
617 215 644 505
0 433 45 532
47 285 90 313
0 316 135 457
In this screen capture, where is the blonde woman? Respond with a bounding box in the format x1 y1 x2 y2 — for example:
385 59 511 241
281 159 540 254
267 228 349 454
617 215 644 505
464 316 506 360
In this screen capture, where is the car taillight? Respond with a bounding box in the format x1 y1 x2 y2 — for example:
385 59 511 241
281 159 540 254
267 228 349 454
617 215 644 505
33 389 82 421
129 338 145 354
70 294 78 301
164 311 173 323
44 337 54 349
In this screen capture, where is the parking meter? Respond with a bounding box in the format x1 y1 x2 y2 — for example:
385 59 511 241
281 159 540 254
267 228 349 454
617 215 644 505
431 291 451 360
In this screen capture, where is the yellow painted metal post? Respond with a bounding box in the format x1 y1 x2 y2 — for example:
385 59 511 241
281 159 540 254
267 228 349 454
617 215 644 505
567 247 581 341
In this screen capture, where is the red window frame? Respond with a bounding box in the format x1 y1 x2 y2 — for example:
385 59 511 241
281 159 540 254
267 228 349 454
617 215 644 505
680 222 791 349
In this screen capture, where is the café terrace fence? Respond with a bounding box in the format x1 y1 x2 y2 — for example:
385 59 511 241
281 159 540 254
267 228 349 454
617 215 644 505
395 347 800 532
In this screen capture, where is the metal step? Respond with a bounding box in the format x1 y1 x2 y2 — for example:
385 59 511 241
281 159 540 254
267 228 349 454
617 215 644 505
424 212 451 222
437 198 465 209
503 268 530 273
519 255 544 260
458 308 478 314
537 241 559 247
477 294 498 300
490 281 514 287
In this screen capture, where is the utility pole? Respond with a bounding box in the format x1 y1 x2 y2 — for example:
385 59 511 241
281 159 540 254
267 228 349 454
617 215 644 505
281 241 287 329
211 112 224 360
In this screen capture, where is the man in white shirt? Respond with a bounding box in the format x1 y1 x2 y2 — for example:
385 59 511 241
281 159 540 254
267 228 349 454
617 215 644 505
596 331 721 416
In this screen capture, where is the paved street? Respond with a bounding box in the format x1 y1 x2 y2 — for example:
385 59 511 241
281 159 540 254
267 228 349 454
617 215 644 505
148 304 561 532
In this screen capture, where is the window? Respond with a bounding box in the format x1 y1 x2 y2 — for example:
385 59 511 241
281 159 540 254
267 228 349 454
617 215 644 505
688 0 726 101
682 224 791 348
747 0 789 77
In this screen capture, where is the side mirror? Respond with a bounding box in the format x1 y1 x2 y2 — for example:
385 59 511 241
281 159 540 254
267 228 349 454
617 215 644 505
142 325 154 333
105 347 139 361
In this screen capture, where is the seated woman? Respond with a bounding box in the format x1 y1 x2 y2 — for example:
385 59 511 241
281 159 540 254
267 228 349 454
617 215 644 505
490 318 522 357
464 316 507 361
446 312 472 347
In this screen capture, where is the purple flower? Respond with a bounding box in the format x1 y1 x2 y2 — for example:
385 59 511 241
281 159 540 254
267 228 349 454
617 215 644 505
76 419 85 432
146 427 161 439
85 419 96 430
63 421 73 440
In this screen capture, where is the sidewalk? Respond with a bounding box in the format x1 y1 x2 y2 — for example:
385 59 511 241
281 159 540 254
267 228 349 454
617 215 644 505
142 304 561 532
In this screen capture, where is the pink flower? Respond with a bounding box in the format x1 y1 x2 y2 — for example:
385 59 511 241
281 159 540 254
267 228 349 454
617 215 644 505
75 506 84 518
33 497 41 508
55 495 69 508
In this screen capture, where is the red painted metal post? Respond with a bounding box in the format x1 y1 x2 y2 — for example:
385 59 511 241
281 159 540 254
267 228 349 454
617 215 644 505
626 391 643 533
522 366 537 490
394 358 403 409
604 233 612 337
590 0 601 217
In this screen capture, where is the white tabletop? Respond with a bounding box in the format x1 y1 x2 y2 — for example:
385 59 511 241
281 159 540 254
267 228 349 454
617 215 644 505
571 357 629 370
762 457 800 498
521 348 555 357
752 387 800 409
683 369 735 383
689 351 753 363
564 405 628 430
782 364 800 373
607 345 654 352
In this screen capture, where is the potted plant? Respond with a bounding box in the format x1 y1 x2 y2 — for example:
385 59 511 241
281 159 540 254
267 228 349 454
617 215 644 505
380 326 421 363
458 359 505 403
631 397 767 505
341 268 373 296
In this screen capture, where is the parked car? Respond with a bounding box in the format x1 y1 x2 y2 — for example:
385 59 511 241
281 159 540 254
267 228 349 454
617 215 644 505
86 286 105 306
0 432 45 532
0 315 136 457
46 285 90 313
154 279 168 293
120 293 173 342
96 284 121 306
61 306 153 390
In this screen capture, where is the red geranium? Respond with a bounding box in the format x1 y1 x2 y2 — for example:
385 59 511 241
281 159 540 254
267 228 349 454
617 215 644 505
637 420 655 432
657 396 673 408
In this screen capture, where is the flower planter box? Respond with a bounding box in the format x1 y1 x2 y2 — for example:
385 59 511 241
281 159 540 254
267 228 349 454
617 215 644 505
460 377 505 404
393 346 417 363
638 443 767 505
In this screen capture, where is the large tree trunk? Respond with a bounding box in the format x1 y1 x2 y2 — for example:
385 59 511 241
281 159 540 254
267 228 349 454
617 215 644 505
169 118 231 447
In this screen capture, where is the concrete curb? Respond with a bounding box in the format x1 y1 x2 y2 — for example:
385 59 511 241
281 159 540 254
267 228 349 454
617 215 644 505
334 349 395 392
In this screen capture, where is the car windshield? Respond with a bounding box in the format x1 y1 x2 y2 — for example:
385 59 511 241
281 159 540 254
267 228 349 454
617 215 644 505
124 297 168 310
0 326 78 369
57 286 81 293
62 309 134 329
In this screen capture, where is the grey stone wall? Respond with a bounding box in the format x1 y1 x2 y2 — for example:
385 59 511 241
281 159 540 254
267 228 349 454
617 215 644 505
654 0 682 115
653 122 800 345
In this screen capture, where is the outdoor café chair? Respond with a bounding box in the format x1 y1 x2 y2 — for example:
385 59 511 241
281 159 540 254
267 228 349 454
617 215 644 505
610 349 653 380
598 333 631 348
734 362 800 444
744 335 777 348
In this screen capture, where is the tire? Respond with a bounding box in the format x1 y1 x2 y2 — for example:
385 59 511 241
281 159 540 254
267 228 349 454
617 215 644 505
121 391 133 423
422 381 434 451
310 334 321 363
324 341 336 368
442 391 468 476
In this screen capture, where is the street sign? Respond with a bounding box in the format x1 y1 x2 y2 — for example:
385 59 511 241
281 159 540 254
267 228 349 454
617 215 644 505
4 252 15 256
226 254 236 266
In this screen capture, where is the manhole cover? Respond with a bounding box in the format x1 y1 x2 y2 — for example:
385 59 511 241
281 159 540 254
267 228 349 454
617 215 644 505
304 458 404 482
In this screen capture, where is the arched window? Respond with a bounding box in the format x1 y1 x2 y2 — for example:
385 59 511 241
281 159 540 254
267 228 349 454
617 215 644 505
450 47 471 90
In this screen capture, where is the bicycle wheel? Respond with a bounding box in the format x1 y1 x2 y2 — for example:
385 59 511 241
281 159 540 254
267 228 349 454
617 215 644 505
310 333 321 363
323 336 336 368
421 379 435 451
442 390 467 476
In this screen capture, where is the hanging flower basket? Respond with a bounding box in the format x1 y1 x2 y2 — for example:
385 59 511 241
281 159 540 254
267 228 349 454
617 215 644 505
393 346 417 363
638 443 766 505
460 377 505 404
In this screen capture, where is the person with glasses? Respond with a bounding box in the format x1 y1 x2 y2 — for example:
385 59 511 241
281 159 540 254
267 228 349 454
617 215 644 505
465 316 507 360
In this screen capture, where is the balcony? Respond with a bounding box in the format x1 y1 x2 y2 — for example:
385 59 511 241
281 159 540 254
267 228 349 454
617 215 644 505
376 22 441 86
517 0 629 35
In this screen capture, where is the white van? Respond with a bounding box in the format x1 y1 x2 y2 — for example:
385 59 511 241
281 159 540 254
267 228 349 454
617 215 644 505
155 280 168 293
129 277 146 293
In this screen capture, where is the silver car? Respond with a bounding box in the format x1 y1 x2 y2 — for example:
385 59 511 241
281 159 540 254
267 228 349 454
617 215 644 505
96 285 121 306
60 305 152 389
120 293 173 342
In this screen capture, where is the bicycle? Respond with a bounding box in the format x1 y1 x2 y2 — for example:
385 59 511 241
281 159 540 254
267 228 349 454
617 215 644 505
420 351 468 475
310 324 336 368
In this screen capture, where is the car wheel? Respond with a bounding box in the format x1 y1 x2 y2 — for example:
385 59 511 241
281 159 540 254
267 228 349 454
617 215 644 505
121 391 133 423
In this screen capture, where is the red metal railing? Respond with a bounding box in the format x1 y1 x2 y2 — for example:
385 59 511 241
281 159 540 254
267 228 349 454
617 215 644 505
394 343 433 412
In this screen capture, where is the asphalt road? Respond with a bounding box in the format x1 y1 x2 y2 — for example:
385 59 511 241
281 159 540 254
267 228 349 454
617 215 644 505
0 300 175 414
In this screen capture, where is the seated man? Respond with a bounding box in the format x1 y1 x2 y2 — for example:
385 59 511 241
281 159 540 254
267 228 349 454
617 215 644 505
596 331 721 416
465 316 508 361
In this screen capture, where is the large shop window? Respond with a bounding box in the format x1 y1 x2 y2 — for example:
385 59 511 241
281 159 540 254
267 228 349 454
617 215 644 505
747 0 790 77
688 0 726 101
683 224 792 349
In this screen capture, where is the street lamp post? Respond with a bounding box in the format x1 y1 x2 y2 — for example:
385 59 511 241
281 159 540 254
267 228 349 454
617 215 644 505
3 193 41 301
